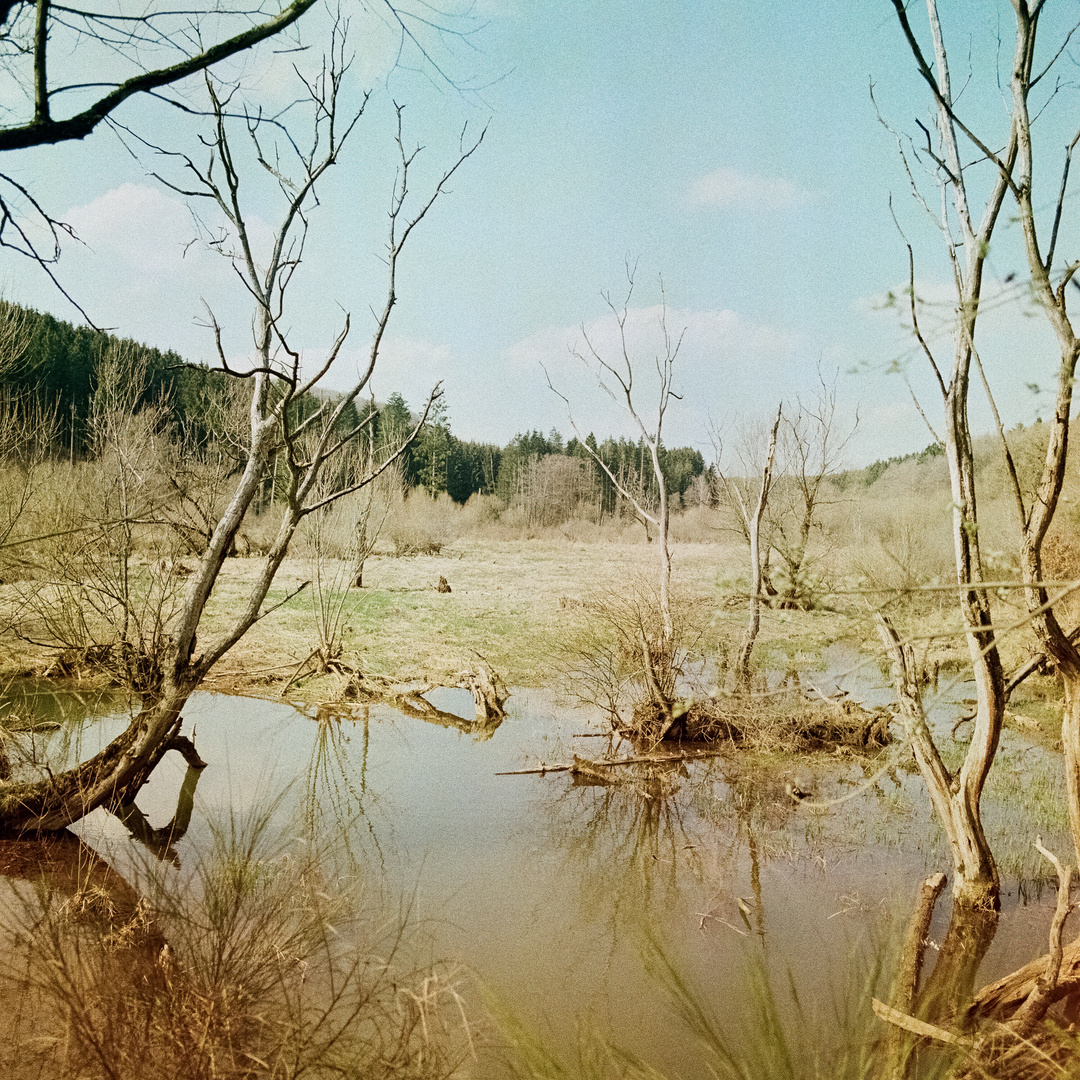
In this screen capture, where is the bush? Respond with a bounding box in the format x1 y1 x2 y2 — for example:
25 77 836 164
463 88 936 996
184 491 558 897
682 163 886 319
557 576 711 732
385 488 460 556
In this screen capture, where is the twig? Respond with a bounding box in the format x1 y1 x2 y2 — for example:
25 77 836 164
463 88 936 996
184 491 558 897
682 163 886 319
280 648 319 696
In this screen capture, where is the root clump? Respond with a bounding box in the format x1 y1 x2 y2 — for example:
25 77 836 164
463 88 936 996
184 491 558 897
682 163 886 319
622 694 891 753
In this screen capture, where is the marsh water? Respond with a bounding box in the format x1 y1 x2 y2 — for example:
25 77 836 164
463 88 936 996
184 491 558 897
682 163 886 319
2 649 1075 1075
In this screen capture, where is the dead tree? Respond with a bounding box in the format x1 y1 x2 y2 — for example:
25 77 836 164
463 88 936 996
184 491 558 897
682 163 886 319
769 366 855 609
547 267 684 727
892 0 1080 895
988 2 1080 872
883 0 1021 907
0 31 483 832
716 406 782 690
0 0 479 317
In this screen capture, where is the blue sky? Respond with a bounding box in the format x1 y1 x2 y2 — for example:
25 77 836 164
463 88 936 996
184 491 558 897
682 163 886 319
4 0 1076 464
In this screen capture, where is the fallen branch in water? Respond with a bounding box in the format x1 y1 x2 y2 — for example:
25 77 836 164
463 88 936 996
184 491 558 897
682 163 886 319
963 841 1078 1029
880 871 949 1080
495 749 727 776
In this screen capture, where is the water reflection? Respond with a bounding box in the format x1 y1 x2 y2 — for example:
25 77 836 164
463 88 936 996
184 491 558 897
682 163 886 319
0 678 133 782
0 830 168 960
390 690 505 741
881 879 1002 1079
543 759 706 926
303 709 392 874
0 678 1071 1078
113 763 203 866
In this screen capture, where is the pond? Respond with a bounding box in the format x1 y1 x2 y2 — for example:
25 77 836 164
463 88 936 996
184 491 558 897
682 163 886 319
0 655 1074 1077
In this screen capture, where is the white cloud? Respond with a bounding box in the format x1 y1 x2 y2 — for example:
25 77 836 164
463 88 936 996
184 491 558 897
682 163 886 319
316 307 809 451
496 306 806 449
64 183 201 274
357 336 452 404
3 183 250 355
687 166 813 210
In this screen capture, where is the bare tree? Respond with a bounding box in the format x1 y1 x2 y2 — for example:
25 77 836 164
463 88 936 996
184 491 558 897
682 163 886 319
991 3 1080 873
506 453 597 528
547 268 684 729
769 367 855 609
0 31 483 832
879 0 1029 907
14 342 193 692
0 0 482 315
887 0 1080 905
715 406 781 690
0 303 46 559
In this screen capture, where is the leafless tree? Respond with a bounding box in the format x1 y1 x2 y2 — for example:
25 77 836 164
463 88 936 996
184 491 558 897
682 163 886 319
15 342 192 691
769 367 855 609
715 406 781 691
0 29 483 832
505 453 597 528
0 0 481 315
0 303 59 587
547 268 684 728
885 0 1080 905
988 3 1080 875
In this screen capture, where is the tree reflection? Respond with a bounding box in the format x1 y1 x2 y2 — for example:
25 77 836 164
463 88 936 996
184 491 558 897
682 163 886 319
303 707 388 871
883 875 1000 1079
538 756 710 944
530 752 812 946
112 763 203 867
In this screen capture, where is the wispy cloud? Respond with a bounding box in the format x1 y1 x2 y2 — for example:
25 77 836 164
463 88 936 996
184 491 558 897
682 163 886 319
500 305 807 448
687 166 813 210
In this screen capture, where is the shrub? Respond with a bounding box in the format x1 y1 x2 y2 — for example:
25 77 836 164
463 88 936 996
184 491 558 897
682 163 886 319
385 489 460 556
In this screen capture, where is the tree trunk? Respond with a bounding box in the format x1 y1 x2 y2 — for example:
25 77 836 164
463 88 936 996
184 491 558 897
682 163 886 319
883 872 948 1080
735 406 781 690
1062 676 1080 868
0 681 197 832
877 615 999 906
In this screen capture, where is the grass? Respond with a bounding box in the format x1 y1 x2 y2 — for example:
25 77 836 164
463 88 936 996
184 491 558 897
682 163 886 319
0 502 1063 711
0 802 474 1080
493 931 893 1080
3 539 751 694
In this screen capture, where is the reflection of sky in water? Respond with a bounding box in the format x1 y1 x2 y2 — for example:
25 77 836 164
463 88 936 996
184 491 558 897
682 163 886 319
11 673 1070 1076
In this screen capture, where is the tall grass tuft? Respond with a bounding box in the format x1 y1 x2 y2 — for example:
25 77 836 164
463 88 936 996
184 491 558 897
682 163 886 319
0 803 473 1080
638 934 887 1080
496 932 897 1080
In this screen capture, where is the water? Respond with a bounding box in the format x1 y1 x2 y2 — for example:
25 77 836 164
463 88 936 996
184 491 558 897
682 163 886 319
0 670 1072 1075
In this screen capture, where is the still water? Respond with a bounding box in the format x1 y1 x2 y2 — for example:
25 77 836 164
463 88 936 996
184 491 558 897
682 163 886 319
2 662 1074 1075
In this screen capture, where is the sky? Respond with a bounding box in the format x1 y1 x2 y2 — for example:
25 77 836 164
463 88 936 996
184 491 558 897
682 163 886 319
4 0 1079 466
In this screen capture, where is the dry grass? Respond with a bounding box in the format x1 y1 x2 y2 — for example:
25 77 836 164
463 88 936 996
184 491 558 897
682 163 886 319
206 539 730 693
0 808 473 1080
3 522 1043 703
0 443 1061 707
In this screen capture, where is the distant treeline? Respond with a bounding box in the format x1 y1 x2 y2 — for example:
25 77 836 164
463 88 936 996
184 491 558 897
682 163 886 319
1 302 708 512
833 440 946 490
0 301 373 453
395 399 706 513
7 301 1005 503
